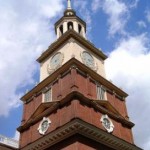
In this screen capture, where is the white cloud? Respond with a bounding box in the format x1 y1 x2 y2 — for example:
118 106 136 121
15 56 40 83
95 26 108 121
102 0 129 35
144 140 150 150
105 34 150 150
73 0 92 34
92 0 102 12
91 0 139 36
137 20 147 28
0 0 64 116
128 0 139 8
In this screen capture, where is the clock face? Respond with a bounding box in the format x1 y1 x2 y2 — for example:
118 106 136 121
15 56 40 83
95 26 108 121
82 51 95 68
50 52 63 69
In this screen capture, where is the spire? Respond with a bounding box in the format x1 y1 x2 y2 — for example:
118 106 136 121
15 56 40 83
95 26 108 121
67 0 72 10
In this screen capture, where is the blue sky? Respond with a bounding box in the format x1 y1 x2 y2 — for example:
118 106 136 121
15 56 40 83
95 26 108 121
0 0 150 149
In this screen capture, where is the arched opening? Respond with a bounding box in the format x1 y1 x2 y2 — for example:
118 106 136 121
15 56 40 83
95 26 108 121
78 24 82 35
67 22 73 30
59 25 63 36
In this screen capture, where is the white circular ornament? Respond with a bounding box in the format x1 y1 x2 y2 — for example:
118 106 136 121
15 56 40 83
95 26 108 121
100 115 114 133
38 117 51 135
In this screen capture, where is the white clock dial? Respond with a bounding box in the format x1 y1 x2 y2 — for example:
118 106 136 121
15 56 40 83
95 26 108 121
82 51 95 69
50 52 63 69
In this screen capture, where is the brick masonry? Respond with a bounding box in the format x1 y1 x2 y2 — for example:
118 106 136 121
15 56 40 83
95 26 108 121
19 68 134 149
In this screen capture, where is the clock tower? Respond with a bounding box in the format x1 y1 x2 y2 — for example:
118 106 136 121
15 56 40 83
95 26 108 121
18 1 142 150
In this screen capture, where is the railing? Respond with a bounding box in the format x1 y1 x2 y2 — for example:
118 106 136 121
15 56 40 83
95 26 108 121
0 135 19 148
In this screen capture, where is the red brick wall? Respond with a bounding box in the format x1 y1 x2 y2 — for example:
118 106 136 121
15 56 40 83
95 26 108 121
20 100 77 148
107 92 128 118
20 68 133 148
23 94 42 123
20 99 133 148
76 100 133 143
52 79 59 100
23 69 128 123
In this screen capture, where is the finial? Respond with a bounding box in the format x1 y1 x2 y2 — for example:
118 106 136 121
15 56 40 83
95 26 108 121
67 0 72 10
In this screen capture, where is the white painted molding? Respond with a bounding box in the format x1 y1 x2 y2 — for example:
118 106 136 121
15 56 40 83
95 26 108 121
38 117 51 135
100 114 114 133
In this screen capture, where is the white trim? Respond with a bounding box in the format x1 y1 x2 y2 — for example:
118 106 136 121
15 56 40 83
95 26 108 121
42 88 52 103
96 85 107 100
38 117 51 135
100 115 114 133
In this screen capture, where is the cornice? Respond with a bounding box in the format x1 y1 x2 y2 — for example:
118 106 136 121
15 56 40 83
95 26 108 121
21 58 128 102
20 119 142 150
37 30 107 63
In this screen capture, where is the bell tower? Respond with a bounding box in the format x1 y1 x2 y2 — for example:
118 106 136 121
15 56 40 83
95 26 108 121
55 0 86 39
18 1 142 150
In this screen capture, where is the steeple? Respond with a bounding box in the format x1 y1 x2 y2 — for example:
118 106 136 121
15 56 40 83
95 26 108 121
55 0 86 39
67 0 72 10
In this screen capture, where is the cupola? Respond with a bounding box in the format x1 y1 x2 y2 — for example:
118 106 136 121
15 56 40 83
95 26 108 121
55 0 86 39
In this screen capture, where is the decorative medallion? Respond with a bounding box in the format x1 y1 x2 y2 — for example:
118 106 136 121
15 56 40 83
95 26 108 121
100 115 114 133
47 52 64 74
38 117 51 135
81 51 97 71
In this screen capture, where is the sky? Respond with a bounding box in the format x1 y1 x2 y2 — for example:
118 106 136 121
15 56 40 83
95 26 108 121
0 0 150 149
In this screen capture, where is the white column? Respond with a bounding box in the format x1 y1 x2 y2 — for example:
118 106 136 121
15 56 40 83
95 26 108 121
63 21 68 33
82 26 86 39
56 28 60 39
73 21 78 33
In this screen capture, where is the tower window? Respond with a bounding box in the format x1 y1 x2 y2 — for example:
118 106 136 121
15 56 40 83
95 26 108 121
78 24 82 34
68 22 73 30
97 85 106 100
59 25 63 36
43 89 52 102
